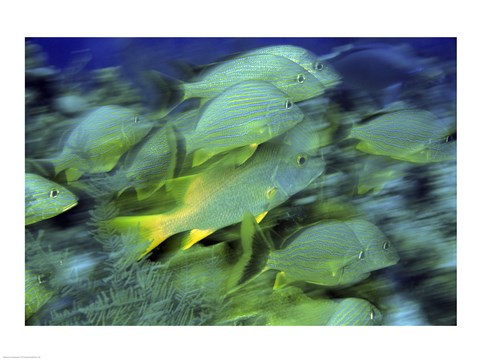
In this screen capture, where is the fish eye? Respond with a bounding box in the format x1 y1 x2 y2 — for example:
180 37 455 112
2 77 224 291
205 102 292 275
314 62 325 71
296 154 307 166
358 250 365 260
296 74 306 83
445 132 456 143
285 99 293 109
383 241 390 250
49 189 59 198
134 115 140 123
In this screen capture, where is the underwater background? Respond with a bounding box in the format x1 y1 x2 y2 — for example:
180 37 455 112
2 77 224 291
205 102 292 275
24 37 456 326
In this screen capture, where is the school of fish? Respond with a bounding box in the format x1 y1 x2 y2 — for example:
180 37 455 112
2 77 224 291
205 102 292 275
25 44 456 325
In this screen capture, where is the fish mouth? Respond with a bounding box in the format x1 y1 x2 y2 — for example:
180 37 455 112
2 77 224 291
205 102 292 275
62 201 78 213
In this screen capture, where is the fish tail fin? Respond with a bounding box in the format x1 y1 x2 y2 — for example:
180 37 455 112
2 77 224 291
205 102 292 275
106 214 169 259
142 70 186 119
227 212 272 292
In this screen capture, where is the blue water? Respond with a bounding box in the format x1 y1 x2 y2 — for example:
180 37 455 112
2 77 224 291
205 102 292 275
28 37 455 71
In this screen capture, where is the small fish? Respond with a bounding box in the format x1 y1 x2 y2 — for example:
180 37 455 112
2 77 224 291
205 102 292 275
107 141 325 259
238 45 342 90
326 298 383 325
25 269 54 320
173 53 327 103
186 80 304 166
348 109 456 163
118 125 178 200
233 216 398 289
25 173 78 225
46 105 153 182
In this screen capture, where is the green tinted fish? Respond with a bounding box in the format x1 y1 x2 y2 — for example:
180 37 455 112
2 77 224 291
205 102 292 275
119 125 178 200
223 285 380 326
326 298 382 325
186 80 304 166
25 173 78 225
25 269 54 320
108 142 325 259
179 54 326 102
348 109 456 163
240 45 342 89
267 294 381 326
263 287 339 326
234 217 398 289
48 105 153 182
